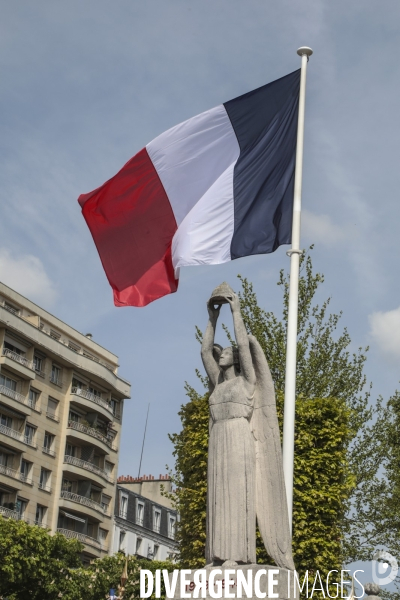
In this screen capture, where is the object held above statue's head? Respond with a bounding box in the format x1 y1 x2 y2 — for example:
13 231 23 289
209 282 235 306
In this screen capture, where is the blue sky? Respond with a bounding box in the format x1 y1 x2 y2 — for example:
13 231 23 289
1 0 400 578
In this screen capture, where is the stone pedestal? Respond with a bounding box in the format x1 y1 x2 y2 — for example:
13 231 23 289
172 565 295 600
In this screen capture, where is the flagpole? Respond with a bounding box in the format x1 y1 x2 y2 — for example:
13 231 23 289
282 46 313 534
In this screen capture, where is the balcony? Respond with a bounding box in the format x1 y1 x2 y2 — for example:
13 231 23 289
67 420 117 452
46 410 60 423
38 482 51 493
57 528 102 550
70 388 114 416
2 348 34 370
0 462 33 486
0 505 20 520
0 423 37 449
61 490 109 515
0 349 35 380
42 446 56 457
0 385 32 416
64 455 113 484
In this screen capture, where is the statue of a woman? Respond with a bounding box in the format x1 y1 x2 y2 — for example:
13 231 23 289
201 282 294 570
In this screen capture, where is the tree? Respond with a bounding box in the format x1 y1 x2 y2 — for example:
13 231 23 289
0 518 175 600
0 516 84 600
169 251 388 578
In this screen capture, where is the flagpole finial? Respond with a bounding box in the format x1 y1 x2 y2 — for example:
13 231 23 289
297 47 313 57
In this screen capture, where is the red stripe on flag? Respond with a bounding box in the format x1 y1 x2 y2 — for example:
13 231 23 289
78 148 178 307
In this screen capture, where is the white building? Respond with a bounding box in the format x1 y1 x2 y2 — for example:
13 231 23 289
113 474 178 561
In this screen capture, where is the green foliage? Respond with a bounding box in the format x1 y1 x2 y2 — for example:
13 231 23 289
0 516 84 600
168 387 209 569
0 518 175 599
79 553 175 599
168 251 387 578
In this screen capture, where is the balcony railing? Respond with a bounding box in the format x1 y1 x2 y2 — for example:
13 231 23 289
2 348 34 370
42 446 56 457
20 472 33 485
64 455 113 483
0 462 34 485
1 302 20 316
0 462 19 480
0 505 20 520
67 420 116 451
61 490 108 515
0 423 37 448
46 410 60 422
57 528 102 549
70 387 114 415
39 482 51 492
0 384 28 406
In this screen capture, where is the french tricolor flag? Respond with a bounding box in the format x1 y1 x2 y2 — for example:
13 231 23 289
79 69 300 307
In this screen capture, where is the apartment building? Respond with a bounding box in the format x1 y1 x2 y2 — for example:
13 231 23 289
0 281 131 562
114 474 178 561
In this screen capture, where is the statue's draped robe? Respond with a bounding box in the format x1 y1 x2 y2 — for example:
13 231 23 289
205 335 295 570
206 377 256 564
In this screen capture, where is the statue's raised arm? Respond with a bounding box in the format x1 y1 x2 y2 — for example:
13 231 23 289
201 301 221 390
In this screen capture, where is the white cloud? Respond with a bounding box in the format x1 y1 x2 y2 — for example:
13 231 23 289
302 209 348 245
369 307 400 360
0 249 57 307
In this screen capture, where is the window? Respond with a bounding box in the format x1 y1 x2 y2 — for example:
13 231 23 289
136 537 142 554
0 414 12 428
35 504 46 525
15 498 28 518
20 460 32 482
50 365 61 385
119 530 126 552
87 521 97 539
24 424 36 445
136 501 144 526
110 399 120 417
0 374 17 391
101 494 111 512
105 461 113 476
33 355 42 371
28 388 40 409
168 515 176 539
68 411 80 423
88 386 101 398
4 302 20 316
43 432 55 454
39 468 51 491
153 544 159 560
84 352 99 363
0 449 11 467
119 494 128 519
47 397 59 420
72 377 84 391
65 443 76 457
68 341 81 353
153 508 161 533
50 330 61 341
3 341 22 355
99 528 108 543
62 478 73 492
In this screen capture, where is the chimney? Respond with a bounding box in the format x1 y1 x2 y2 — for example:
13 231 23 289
85 333 93 340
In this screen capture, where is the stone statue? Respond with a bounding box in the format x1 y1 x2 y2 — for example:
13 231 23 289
201 282 294 570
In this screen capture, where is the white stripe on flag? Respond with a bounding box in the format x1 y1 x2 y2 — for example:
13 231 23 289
146 104 239 226
172 161 236 271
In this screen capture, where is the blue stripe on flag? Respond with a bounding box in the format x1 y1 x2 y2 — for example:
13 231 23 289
224 69 301 259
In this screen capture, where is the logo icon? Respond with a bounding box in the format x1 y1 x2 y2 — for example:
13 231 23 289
372 550 398 586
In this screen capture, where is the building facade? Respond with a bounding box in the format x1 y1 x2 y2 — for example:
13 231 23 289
114 475 178 561
0 281 131 562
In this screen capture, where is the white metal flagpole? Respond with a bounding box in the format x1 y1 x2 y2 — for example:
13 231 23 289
282 46 313 534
